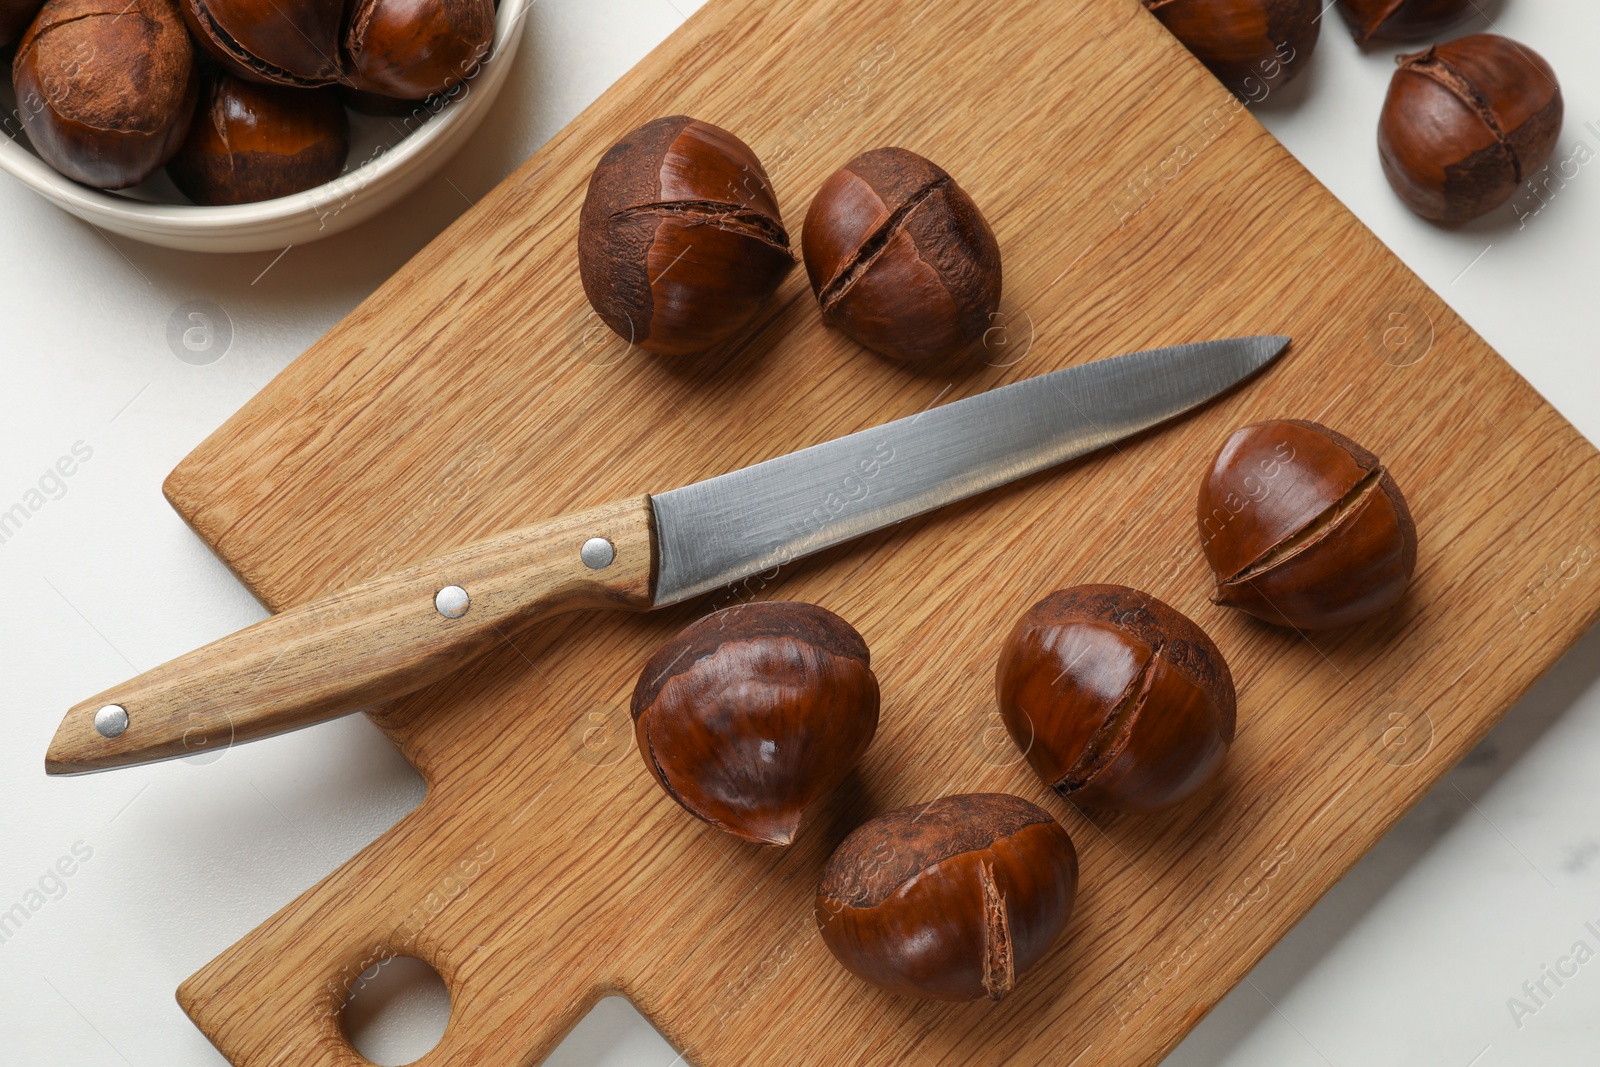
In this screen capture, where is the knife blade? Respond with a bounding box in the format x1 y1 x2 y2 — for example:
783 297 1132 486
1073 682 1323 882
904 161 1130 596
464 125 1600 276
46 334 1287 775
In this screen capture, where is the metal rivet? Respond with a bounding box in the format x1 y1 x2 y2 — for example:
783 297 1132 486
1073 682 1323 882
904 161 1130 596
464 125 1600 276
580 537 615 570
435 585 470 618
95 704 129 738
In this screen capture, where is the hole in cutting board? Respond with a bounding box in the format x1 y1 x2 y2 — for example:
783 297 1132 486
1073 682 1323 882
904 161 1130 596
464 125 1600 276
543 995 683 1066
343 956 451 1065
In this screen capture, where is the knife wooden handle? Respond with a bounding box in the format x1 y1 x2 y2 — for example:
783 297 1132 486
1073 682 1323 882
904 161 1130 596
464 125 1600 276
46 497 656 775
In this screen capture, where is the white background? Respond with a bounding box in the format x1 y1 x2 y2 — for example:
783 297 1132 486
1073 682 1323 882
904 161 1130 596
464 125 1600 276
2 1 1597 1064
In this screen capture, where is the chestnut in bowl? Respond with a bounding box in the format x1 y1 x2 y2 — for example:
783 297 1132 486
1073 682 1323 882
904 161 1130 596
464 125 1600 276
168 75 349 206
579 115 796 356
816 792 1078 1001
1198 420 1417 628
182 0 344 87
344 0 495 100
1378 34 1563 224
12 0 197 189
1140 0 1320 99
997 584 1236 813
802 147 1001 364
631 601 879 845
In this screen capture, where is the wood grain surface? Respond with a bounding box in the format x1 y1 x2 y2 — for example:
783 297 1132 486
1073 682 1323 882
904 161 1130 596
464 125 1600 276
49 498 654 773
161 0 1600 1063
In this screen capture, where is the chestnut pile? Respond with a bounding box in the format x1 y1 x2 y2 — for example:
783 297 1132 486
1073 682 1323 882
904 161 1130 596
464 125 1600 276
6 0 493 200
579 117 1001 362
624 418 1415 1003
629 601 1082 1002
1135 0 1563 224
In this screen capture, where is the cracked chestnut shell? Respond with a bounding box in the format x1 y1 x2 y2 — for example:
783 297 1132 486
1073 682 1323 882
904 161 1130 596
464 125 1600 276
802 147 1000 363
12 0 197 189
1141 0 1320 98
181 0 344 87
579 115 796 356
1379 34 1562 224
997 585 1236 813
344 0 494 100
168 74 349 205
631 601 878 846
815 793 1077 1002
1335 0 1473 44
1199 420 1417 629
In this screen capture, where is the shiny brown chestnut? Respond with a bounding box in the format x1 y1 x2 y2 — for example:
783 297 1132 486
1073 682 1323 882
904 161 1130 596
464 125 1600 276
182 0 344 87
997 584 1235 813
1379 35 1563 224
168 75 348 205
815 793 1078 1002
1140 0 1320 99
1199 420 1417 629
344 0 494 100
579 115 796 356
1335 0 1474 44
12 0 196 189
631 601 878 845
802 147 1000 363
1 0 45 48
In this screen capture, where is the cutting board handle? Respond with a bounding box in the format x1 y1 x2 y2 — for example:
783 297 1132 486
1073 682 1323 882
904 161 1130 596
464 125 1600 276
177 794 621 1067
46 496 657 774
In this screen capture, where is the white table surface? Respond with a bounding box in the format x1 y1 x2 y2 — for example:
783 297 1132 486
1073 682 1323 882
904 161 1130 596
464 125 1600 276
3 1 1597 1064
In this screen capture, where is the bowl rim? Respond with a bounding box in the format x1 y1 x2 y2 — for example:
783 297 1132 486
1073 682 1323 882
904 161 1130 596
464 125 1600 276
0 0 532 231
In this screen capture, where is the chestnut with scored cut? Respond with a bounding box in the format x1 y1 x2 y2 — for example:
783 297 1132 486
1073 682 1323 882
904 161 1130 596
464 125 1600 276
815 793 1078 1002
997 584 1236 813
1378 34 1563 224
802 147 1000 363
344 0 494 100
181 0 345 87
579 115 796 355
1335 0 1474 44
631 601 878 845
1198 420 1417 628
168 74 349 205
12 0 197 189
1140 0 1320 99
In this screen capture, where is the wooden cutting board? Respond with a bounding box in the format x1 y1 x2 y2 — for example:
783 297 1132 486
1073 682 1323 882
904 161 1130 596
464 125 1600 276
162 0 1600 1063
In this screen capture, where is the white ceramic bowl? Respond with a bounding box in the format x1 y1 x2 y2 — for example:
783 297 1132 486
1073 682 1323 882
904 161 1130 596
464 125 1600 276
0 0 530 253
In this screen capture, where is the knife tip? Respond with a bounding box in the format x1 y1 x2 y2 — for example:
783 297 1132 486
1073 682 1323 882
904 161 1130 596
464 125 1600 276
1258 333 1292 360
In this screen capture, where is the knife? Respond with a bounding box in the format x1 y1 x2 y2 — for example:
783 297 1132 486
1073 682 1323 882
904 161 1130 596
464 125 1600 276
46 335 1288 775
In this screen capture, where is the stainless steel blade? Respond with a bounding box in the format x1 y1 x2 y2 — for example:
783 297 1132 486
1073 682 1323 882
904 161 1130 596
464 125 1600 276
650 335 1289 605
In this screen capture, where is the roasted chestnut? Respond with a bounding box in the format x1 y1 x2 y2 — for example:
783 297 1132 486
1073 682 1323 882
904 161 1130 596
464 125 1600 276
997 585 1235 813
815 793 1078 1001
12 0 197 189
631 601 878 845
344 0 494 100
1199 420 1417 628
1335 0 1474 44
802 147 1000 363
579 115 796 356
1 0 45 48
182 0 344 87
1140 0 1320 98
167 75 348 205
1379 34 1563 224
